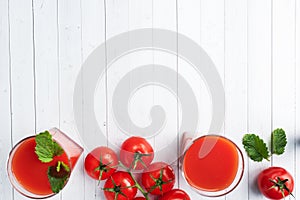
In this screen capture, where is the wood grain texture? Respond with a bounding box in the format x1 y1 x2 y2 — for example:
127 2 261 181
0 0 13 199
1 0 299 199
272 0 296 177
33 1 61 199
81 0 106 199
296 0 300 197
224 0 248 199
57 0 84 199
247 0 272 199
9 0 36 199
177 1 218 199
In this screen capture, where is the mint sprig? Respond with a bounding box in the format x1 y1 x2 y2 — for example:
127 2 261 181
48 161 70 193
242 128 287 162
35 131 64 163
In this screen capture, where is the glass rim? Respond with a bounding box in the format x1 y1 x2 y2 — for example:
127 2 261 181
6 128 83 199
181 134 245 197
7 136 60 199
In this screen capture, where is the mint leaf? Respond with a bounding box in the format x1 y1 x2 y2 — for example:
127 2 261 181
48 161 70 193
35 131 64 163
271 128 287 155
53 141 64 156
242 134 270 162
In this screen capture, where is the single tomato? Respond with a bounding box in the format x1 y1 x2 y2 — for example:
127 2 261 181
257 167 294 199
103 171 137 200
160 189 190 200
84 146 118 180
142 162 175 195
120 136 154 170
133 197 146 200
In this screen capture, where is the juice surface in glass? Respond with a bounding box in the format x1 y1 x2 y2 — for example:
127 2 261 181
182 135 239 192
11 136 70 195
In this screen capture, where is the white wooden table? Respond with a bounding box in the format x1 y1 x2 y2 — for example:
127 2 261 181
1 0 300 199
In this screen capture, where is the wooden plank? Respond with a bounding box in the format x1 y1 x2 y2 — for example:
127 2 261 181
296 0 300 197
272 0 296 188
81 0 106 199
9 0 35 140
94 0 131 198
152 0 178 193
191 0 226 199
200 0 225 81
224 0 248 199
110 3 158 199
33 0 60 131
32 0 61 199
0 0 13 199
58 0 84 199
127 0 155 167
177 1 213 199
105 0 129 150
247 0 272 199
9 0 36 199
178 0 210 137
127 0 154 142
81 0 105 60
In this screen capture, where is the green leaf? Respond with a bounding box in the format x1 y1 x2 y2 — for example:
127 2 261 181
242 134 270 162
35 131 64 163
271 128 287 155
53 141 64 156
48 161 70 193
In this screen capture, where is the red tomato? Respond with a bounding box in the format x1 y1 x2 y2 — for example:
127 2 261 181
133 197 146 200
142 162 175 195
160 189 190 200
103 171 137 200
84 146 118 180
257 167 294 199
120 136 154 170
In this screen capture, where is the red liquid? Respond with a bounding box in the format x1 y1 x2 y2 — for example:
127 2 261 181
11 137 70 195
183 135 239 191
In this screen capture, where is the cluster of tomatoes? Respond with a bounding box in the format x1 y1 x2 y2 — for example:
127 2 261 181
84 136 190 200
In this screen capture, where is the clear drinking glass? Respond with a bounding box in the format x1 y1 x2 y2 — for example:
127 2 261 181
7 128 84 199
180 132 244 197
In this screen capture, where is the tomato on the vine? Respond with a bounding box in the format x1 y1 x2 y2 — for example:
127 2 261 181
160 189 190 200
257 167 294 200
103 171 137 200
120 136 154 170
84 146 118 180
142 162 175 195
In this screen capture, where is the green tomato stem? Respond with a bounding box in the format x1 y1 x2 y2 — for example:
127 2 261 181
119 161 149 200
128 171 149 200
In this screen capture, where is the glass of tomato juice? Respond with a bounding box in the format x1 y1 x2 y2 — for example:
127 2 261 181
7 128 84 199
181 133 244 197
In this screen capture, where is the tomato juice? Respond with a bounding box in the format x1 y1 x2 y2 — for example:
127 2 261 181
182 135 240 192
10 136 70 196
